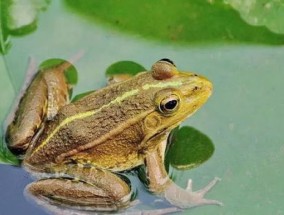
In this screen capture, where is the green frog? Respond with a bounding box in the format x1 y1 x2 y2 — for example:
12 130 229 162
6 59 221 211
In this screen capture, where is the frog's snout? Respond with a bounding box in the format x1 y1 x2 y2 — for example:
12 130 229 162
199 75 213 95
192 76 213 101
180 72 213 97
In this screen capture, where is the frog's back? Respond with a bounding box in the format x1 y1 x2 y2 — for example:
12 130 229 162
24 72 157 169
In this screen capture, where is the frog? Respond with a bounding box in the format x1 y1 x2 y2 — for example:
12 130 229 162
5 58 221 211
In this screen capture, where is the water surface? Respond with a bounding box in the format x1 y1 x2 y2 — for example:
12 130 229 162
0 1 283 214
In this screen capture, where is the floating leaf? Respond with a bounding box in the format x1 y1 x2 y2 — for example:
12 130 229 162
71 90 95 102
226 0 284 34
65 0 284 45
39 58 78 86
0 0 50 54
5 0 49 35
137 126 214 185
166 126 214 170
105 60 146 76
0 137 19 165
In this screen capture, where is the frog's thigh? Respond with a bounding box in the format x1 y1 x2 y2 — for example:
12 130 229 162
26 166 131 211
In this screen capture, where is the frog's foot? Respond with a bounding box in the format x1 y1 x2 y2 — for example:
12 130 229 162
164 177 222 208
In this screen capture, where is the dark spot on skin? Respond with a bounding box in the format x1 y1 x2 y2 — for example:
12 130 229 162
159 58 176 67
193 86 198 91
193 74 198 77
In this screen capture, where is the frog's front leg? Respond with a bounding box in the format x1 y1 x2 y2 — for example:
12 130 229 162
6 61 72 154
26 165 132 211
144 139 222 209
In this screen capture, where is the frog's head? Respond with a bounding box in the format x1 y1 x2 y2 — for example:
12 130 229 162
141 59 213 147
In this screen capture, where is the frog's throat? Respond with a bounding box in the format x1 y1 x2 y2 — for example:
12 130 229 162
31 80 183 156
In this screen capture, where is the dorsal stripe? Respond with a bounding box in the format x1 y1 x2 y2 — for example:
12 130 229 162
32 81 182 155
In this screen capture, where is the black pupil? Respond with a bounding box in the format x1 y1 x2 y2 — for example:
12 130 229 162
165 100 177 110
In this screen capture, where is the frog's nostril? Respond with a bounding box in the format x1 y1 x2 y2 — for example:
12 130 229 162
206 81 213 92
206 85 213 92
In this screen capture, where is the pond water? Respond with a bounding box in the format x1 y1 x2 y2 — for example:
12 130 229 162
0 1 284 215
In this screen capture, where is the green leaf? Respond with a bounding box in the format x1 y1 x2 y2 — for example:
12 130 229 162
165 126 215 170
137 126 214 185
0 0 11 54
0 137 19 166
0 0 50 54
65 0 284 45
71 90 95 102
226 0 284 34
39 58 78 85
105 60 146 77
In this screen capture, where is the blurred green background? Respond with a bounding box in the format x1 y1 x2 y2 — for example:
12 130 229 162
0 0 284 214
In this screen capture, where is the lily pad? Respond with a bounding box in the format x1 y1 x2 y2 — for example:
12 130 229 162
0 138 19 165
137 126 214 185
0 0 50 54
166 126 215 170
39 58 78 86
226 0 284 34
71 90 95 102
105 60 146 76
65 0 284 45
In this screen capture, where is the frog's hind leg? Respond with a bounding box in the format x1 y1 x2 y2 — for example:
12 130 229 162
26 165 132 211
6 60 72 154
4 57 37 131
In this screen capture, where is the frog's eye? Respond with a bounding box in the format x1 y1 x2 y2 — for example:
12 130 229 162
152 59 178 80
159 94 180 114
